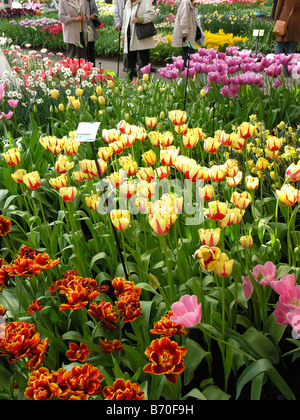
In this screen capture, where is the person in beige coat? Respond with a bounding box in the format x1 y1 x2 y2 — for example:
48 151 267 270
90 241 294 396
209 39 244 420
172 0 204 66
122 0 156 80
59 0 90 60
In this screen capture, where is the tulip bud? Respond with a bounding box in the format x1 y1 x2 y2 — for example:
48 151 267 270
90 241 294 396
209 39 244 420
240 236 253 249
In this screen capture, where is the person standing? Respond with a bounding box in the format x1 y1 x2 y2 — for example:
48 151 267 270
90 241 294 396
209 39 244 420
114 0 128 71
59 0 89 60
122 0 156 81
86 0 100 65
172 0 205 66
274 0 300 56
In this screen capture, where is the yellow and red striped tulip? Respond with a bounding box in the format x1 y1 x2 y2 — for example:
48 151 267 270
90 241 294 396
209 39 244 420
198 184 214 202
23 171 41 190
194 245 222 272
55 155 74 174
240 235 253 249
60 186 78 202
213 253 234 277
168 110 187 126
3 148 21 166
85 194 100 210
142 149 157 165
110 209 130 230
239 122 255 139
49 174 68 190
11 169 27 183
145 117 158 129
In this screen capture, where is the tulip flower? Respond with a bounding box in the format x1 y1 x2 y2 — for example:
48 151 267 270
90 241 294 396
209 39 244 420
120 182 136 199
204 137 221 153
98 146 113 162
252 261 276 286
142 149 157 165
51 90 59 100
276 184 298 207
198 184 214 202
239 122 255 139
110 209 130 231
205 201 228 221
102 129 120 143
199 228 221 247
23 171 41 190
3 148 21 166
72 171 89 183
63 140 79 157
286 163 300 182
72 99 81 110
8 99 19 108
11 169 27 183
182 132 198 148
210 165 226 183
120 134 135 148
55 155 74 174
85 195 100 210
256 157 268 171
213 253 234 277
145 117 157 129
160 150 177 167
240 235 253 249
137 167 155 182
170 295 202 328
266 136 283 152
242 275 253 301
168 110 187 126
137 181 155 199
49 174 68 190
194 245 222 272
60 187 78 202
231 191 252 210
246 175 259 190
111 141 124 155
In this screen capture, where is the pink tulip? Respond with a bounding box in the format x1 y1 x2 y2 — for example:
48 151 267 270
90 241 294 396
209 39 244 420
0 84 5 95
1 111 14 120
170 294 202 328
8 99 19 108
140 63 151 74
287 308 300 335
242 275 253 301
270 273 295 295
252 261 276 285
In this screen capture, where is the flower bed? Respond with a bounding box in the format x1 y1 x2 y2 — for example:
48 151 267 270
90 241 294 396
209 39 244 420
0 0 300 403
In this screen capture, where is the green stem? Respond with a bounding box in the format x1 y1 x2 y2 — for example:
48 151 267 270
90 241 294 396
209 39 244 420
160 234 174 304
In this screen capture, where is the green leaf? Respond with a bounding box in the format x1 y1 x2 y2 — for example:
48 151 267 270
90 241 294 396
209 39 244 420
236 359 296 400
184 338 210 386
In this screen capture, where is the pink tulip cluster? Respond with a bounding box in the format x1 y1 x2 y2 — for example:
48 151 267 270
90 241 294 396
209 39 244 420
0 84 18 120
158 47 300 97
242 261 300 335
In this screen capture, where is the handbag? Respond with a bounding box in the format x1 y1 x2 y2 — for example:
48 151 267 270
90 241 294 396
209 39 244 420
273 0 296 36
135 3 157 40
136 22 157 40
87 0 102 28
91 17 102 28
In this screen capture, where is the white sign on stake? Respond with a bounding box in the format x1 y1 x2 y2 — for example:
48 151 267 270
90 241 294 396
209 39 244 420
75 122 101 143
